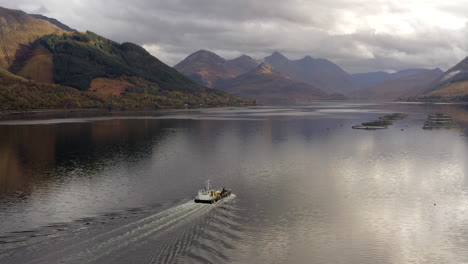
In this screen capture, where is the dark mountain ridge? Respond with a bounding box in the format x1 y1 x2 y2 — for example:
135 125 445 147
350 68 443 100
215 62 333 104
174 50 260 87
30 14 77 32
417 57 468 101
352 68 427 88
421 57 468 95
264 52 359 93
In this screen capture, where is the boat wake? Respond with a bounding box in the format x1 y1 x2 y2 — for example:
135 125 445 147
149 195 243 264
0 195 241 264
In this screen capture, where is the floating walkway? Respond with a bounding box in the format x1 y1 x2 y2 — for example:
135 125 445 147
351 125 387 130
352 113 407 130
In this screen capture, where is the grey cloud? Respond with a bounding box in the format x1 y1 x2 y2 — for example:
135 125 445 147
0 0 467 73
124 0 318 24
30 5 49 14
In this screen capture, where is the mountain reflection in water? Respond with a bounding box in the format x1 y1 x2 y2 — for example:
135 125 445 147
1 103 468 263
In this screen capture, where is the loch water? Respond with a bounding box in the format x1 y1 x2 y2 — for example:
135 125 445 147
1 102 468 263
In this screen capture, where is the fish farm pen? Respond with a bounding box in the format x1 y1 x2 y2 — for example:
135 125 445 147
423 113 459 129
352 113 408 130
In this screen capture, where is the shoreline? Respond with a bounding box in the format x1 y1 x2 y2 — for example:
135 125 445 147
0 104 258 117
1 100 466 117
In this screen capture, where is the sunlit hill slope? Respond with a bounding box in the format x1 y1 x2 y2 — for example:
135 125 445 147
215 63 338 104
0 7 253 111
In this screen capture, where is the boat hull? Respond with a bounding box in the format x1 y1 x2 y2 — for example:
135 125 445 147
194 199 217 204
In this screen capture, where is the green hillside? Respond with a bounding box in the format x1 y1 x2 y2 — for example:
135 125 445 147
0 68 251 111
18 31 208 92
2 29 252 111
0 6 254 111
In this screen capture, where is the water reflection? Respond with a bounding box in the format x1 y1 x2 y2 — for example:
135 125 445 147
1 103 468 263
0 125 57 193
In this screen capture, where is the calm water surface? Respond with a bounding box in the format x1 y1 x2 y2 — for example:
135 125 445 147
1 102 468 263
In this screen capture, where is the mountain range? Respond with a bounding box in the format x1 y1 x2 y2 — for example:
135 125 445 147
349 68 443 100
352 69 429 89
264 52 360 94
0 6 252 111
176 49 468 102
174 50 260 87
176 50 360 95
2 5 468 109
175 50 360 103
215 63 333 104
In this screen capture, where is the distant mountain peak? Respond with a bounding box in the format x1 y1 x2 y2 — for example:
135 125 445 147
188 50 224 61
237 54 251 59
175 50 259 87
193 49 216 55
174 50 225 71
268 51 288 61
296 55 319 64
215 61 331 104
264 52 358 93
230 54 255 62
226 55 260 71
296 56 333 66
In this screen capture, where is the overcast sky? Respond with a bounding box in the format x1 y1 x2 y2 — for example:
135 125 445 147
2 0 468 73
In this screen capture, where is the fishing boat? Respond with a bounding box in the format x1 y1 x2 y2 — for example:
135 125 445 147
194 181 231 204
